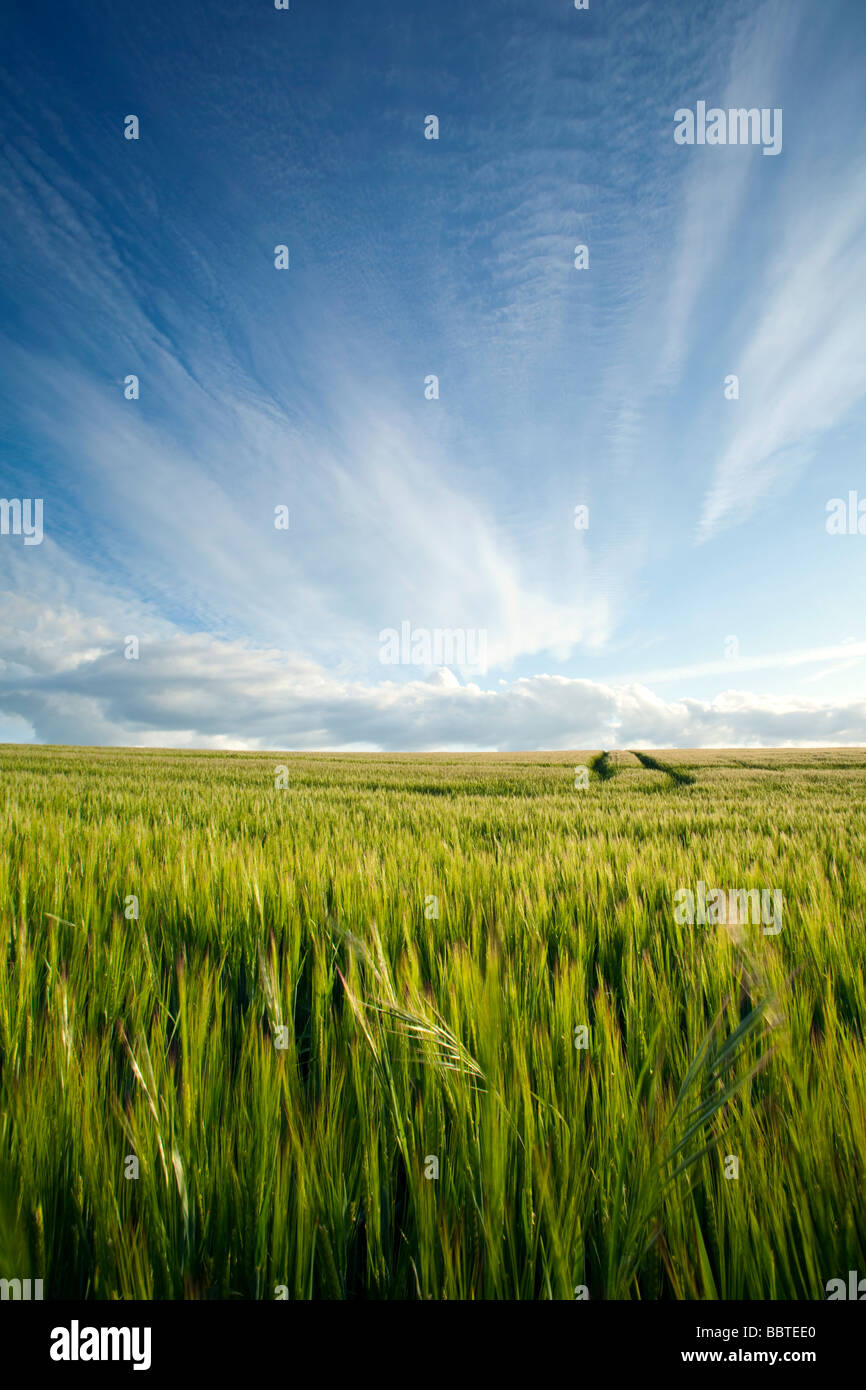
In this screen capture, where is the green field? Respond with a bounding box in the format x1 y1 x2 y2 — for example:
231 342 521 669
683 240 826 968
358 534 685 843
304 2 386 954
1 745 864 1300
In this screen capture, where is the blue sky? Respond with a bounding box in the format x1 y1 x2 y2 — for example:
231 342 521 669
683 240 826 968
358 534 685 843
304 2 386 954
1 0 865 749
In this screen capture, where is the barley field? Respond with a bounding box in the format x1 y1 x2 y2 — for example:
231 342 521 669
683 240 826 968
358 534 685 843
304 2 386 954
1 745 864 1300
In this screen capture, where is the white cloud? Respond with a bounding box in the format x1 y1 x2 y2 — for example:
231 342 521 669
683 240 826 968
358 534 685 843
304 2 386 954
698 168 866 538
610 641 866 686
2 599 864 750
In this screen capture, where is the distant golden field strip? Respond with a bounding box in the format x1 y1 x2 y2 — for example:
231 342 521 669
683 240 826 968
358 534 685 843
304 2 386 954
0 745 864 1299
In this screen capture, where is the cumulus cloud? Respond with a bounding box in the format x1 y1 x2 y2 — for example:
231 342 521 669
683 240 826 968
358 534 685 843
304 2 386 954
1 597 863 750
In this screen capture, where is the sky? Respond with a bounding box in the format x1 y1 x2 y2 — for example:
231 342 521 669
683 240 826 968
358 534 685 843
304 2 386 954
1 0 865 751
